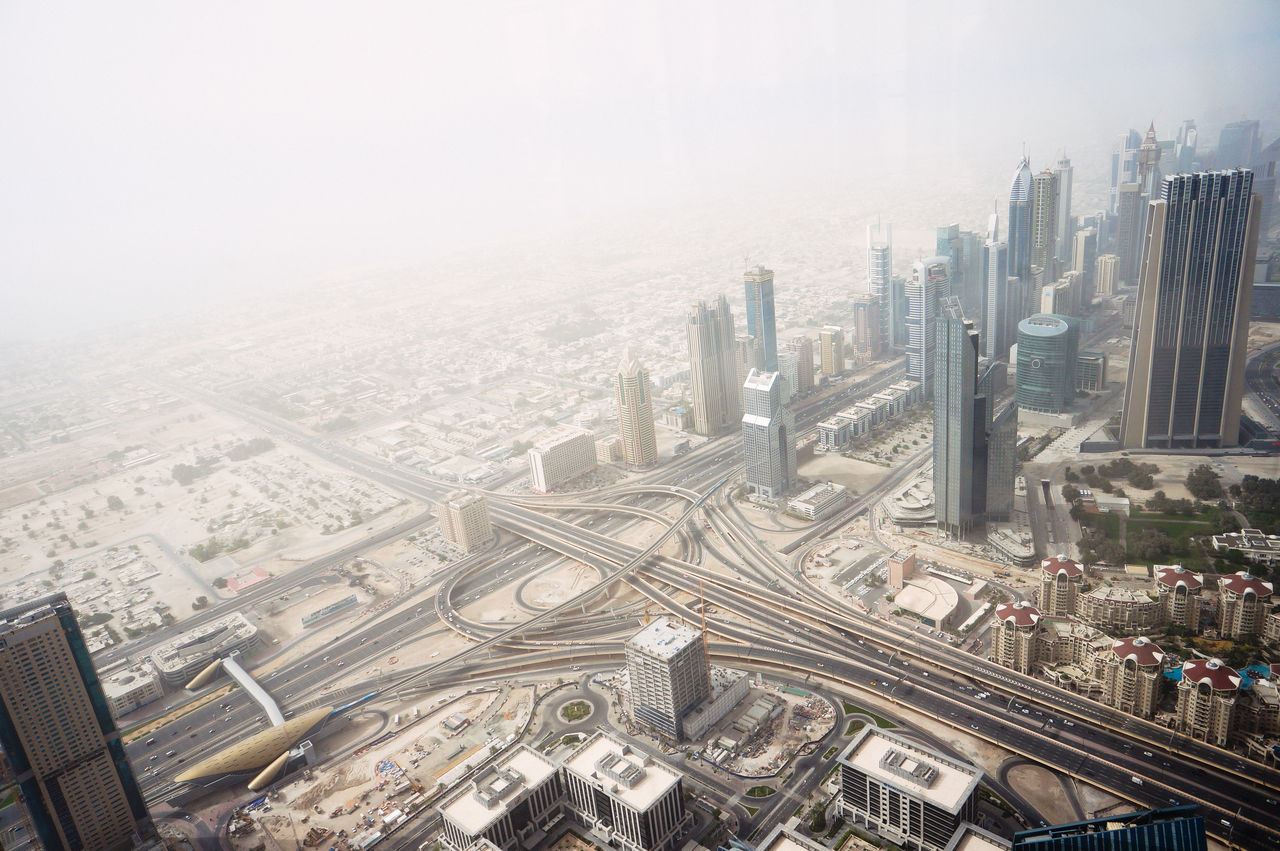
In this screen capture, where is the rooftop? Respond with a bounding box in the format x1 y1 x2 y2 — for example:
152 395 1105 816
1041 555 1083 578
439 746 560 836
1181 658 1241 692
896 576 959 622
1111 636 1164 667
1220 571 1274 597
1155 565 1202 591
562 731 681 812
996 601 1040 627
626 616 703 661
839 727 981 815
757 825 828 851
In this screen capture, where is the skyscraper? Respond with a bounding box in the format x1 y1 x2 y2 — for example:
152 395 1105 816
1016 315 1079 415
614 349 658 468
1114 182 1143 286
906 257 950 394
981 213 1011 361
867 220 893 350
439 490 495 553
742 369 796 498
819 326 845 376
1095 253 1119 296
733 334 758 388
625 617 710 741
1176 119 1198 172
1217 119 1260 169
785 336 815 393
743 265 778 371
1109 129 1143 214
685 295 740 436
1121 170 1262 449
934 298 986 539
851 294 881 360
0 594 155 851
1071 226 1097 303
1008 157 1034 286
776 351 798 404
1053 154 1074 267
1030 169 1059 274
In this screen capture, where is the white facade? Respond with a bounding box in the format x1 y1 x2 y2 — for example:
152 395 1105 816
527 427 597 493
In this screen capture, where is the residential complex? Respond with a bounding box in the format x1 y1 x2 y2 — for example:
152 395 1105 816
438 490 495 553
528 427 597 493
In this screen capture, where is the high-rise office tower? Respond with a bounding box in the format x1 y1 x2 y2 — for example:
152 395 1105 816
439 490 495 553
985 402 1018 522
733 334 759 388
686 296 741 436
1016 315 1079 414
851 294 882 360
1071 226 1098 304
1217 120 1261 169
785 336 815 393
1095 253 1119 296
0 594 155 851
1176 119 1198 172
614 349 658 468
981 213 1011 361
1109 129 1143 214
1121 170 1262 449
1114 182 1143 286
937 224 982 317
743 265 778 371
906 257 950 394
1030 169 1059 274
741 369 796 499
625 617 710 741
1008 157 1034 286
890 276 909 349
1054 154 1074 267
776 351 798 404
819 326 845 376
867 220 893 350
934 298 986 540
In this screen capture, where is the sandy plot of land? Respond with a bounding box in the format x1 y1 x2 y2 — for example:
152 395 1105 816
523 560 606 608
798 453 896 495
1006 763 1079 826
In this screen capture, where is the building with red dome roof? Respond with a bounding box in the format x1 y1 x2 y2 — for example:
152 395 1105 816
993 602 1040 674
1101 637 1164 719
1038 554 1084 616
1217 571 1273 639
1154 565 1202 631
1176 658 1241 746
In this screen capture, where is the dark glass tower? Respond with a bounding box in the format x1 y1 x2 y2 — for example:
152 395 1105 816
743 265 778 371
0 594 154 851
1121 170 1262 449
934 298 987 540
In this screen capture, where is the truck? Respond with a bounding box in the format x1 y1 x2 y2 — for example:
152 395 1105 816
1130 776 1143 785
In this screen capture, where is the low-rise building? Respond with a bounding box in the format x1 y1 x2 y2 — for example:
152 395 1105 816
1075 586 1160 634
151 612 258 685
596 435 624 463
1075 351 1107 392
100 660 164 719
439 747 564 851
837 727 983 851
1175 658 1241 747
561 732 690 851
1155 565 1202 632
1210 529 1280 567
787 482 852 521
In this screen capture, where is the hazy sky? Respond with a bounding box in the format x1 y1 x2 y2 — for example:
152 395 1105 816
3 1 1279 341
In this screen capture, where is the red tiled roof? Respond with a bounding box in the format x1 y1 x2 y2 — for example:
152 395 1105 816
1182 658 1241 691
1041 555 1083 578
1155 565 1202 591
1219 572 1273 597
1111 636 1164 667
996 601 1041 627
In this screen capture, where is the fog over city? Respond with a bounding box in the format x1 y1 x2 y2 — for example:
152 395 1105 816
3 1 1278 340
5 4 1280 851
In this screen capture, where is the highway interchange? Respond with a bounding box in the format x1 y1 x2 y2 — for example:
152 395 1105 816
118 368 1280 850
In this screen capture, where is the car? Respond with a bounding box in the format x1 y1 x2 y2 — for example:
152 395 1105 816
1143 751 1153 757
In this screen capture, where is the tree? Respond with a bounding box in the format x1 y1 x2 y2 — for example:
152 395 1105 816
212 577 229 589
1061 484 1081 503
107 495 124 511
1186 464 1223 500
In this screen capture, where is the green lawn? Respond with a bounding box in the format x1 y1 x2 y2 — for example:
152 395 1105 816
822 746 839 760
561 700 591 722
845 719 865 736
743 805 760 816
842 703 894 729
746 785 777 798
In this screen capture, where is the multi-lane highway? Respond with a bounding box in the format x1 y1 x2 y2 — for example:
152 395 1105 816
125 370 1280 850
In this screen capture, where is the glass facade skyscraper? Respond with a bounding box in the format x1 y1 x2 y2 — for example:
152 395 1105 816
1016 314 1079 414
934 298 985 540
1121 169 1262 449
906 257 950 395
1008 157 1034 288
686 295 740 436
743 265 778 372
